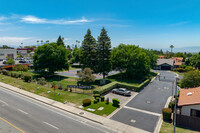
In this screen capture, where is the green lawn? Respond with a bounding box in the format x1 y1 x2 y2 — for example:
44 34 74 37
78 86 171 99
160 121 199 133
172 71 185 77
0 74 92 105
83 101 118 116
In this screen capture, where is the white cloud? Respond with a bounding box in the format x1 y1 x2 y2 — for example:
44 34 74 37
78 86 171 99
21 15 90 25
169 21 191 26
0 37 32 46
0 16 7 21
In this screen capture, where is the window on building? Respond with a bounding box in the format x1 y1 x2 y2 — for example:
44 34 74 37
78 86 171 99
191 109 200 117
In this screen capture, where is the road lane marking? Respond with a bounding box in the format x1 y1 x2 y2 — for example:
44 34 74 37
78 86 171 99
43 121 59 130
17 109 28 115
0 87 110 133
0 99 8 105
0 116 25 133
124 106 161 116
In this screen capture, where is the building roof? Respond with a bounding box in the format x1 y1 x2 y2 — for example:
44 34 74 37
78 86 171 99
178 87 200 106
171 57 184 61
158 56 165 59
157 59 174 66
174 62 184 66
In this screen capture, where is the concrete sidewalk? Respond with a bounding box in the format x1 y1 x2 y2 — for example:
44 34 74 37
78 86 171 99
0 82 149 133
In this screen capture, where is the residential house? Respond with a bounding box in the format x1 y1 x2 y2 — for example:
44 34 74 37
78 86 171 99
156 59 174 70
171 57 184 68
178 87 200 117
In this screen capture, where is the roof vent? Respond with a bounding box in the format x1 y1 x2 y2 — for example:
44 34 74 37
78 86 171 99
187 92 192 96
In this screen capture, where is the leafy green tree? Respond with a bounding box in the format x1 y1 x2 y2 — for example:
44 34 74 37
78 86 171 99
80 29 97 70
33 43 69 74
175 52 186 61
111 44 150 79
189 54 200 69
181 70 200 88
96 27 112 81
77 68 95 85
6 58 15 65
57 35 65 47
72 47 81 63
143 49 158 68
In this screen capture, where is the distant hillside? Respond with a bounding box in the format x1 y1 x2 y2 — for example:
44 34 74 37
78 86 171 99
153 46 200 53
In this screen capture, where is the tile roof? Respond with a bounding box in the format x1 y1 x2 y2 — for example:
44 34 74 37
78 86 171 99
178 87 200 106
157 59 174 66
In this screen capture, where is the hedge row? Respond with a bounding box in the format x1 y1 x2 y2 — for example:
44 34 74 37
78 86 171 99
95 78 152 94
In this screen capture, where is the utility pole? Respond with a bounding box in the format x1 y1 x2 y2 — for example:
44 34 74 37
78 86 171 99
173 77 178 133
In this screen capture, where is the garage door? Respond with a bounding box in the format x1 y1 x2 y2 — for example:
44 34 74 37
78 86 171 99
161 66 171 70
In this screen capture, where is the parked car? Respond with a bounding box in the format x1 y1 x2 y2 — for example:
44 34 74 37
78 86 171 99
3 60 6 64
112 88 131 96
19 60 26 63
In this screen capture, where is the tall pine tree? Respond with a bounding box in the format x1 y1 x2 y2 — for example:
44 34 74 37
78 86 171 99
57 35 65 47
96 27 111 82
80 29 97 70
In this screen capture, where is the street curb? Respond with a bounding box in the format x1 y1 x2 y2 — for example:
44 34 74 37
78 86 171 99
0 83 103 125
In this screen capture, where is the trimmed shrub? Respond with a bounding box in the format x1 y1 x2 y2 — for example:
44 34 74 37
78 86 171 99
2 69 9 75
185 66 193 72
51 82 56 87
100 96 105 102
13 64 28 72
168 101 175 110
93 91 99 94
96 97 100 102
82 99 91 106
93 100 98 104
94 94 100 99
57 83 64 90
37 77 46 85
22 74 32 82
162 108 172 122
112 98 120 107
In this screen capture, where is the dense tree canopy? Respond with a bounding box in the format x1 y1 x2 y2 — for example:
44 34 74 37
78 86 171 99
57 35 65 47
181 70 200 88
33 43 69 74
111 44 150 79
80 29 97 70
143 49 158 68
189 54 200 69
96 27 112 80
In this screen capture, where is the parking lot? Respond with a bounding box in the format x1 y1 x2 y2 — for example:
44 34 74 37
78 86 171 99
111 71 176 133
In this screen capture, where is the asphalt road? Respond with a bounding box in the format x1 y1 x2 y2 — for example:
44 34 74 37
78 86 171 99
56 69 119 79
111 70 176 132
0 87 114 133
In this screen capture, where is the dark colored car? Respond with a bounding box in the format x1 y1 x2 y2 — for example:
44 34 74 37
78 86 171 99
112 88 131 96
19 60 26 63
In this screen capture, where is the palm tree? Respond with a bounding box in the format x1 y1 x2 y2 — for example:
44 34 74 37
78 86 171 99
41 40 43 44
46 40 49 44
170 45 174 53
37 40 39 45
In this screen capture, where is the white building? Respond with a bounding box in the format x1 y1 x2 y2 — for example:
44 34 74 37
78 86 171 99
0 49 17 60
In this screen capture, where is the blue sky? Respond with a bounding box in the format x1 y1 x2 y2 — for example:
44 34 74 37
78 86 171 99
0 0 200 50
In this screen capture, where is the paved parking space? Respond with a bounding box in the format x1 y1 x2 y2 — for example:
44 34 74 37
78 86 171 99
104 91 135 106
111 108 159 132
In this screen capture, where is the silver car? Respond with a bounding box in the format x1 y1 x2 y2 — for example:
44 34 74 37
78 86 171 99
112 88 131 96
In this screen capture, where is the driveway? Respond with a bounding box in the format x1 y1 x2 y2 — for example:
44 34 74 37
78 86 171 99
111 71 176 132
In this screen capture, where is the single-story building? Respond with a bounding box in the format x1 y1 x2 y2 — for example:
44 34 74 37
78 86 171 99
178 87 200 117
0 49 17 60
17 48 35 56
156 59 174 70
